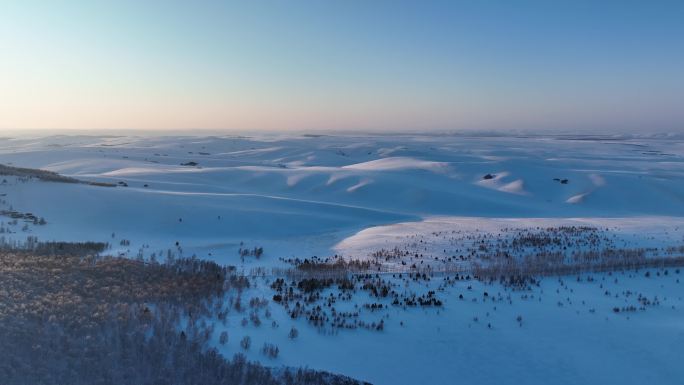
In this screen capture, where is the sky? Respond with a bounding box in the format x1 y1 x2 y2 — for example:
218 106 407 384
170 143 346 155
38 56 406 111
0 0 683 133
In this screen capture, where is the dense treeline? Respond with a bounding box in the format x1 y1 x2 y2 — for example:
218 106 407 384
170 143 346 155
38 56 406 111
0 163 81 183
0 247 366 385
0 235 109 255
473 254 684 278
0 163 116 187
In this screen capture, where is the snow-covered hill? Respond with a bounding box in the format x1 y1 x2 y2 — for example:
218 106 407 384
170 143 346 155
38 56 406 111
1 133 683 259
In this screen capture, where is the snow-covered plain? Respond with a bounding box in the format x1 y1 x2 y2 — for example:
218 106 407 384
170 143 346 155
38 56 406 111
0 132 683 384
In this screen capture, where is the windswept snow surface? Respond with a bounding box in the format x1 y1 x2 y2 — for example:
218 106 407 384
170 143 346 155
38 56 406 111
1 133 684 384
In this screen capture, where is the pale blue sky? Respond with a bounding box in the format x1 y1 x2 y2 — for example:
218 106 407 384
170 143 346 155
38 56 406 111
1 0 683 132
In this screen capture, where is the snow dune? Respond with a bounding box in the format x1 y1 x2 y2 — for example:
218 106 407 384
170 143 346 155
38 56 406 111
498 179 527 194
342 156 451 172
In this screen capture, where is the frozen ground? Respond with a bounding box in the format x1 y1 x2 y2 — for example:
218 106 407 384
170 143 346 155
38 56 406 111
0 132 683 384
